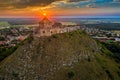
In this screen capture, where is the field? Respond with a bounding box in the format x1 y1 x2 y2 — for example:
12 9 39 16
112 30 120 34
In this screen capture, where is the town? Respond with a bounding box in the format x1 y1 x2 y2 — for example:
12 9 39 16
0 21 35 61
83 27 120 43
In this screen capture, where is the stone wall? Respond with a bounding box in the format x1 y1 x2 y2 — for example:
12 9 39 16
34 25 81 37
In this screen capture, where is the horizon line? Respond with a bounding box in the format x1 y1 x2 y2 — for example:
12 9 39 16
0 15 120 18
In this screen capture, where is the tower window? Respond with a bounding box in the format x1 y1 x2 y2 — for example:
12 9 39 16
43 31 45 33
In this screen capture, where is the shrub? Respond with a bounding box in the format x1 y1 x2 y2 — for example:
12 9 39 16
12 71 19 77
48 38 51 42
68 70 75 79
19 41 24 46
117 71 120 76
105 70 114 80
52 35 58 39
88 56 91 62
27 35 33 43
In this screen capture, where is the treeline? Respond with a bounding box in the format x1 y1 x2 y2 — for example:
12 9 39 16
85 23 120 30
0 18 39 25
102 42 120 61
0 46 18 61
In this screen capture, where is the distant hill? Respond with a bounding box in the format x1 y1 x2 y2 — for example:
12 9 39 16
0 30 120 80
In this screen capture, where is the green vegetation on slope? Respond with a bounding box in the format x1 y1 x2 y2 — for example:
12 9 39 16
0 21 10 27
0 46 18 61
50 44 120 80
102 42 120 61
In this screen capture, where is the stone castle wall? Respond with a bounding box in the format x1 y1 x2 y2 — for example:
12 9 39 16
34 17 81 37
34 25 81 37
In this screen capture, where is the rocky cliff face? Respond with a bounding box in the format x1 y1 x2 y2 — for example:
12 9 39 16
0 30 120 80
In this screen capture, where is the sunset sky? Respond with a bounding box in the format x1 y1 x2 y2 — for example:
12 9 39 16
0 0 120 18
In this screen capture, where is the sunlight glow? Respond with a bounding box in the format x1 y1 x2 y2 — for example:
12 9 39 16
43 13 47 16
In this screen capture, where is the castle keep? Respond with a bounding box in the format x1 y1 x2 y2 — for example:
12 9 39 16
34 17 81 37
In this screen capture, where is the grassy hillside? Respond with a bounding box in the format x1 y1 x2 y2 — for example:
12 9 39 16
0 30 120 80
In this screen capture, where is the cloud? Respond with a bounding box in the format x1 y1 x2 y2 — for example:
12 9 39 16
0 0 64 9
0 0 120 11
0 0 90 10
89 0 120 8
114 0 120 2
13 0 61 8
68 0 87 2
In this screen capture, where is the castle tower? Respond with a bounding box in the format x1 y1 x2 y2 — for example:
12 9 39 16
35 16 63 37
39 17 53 29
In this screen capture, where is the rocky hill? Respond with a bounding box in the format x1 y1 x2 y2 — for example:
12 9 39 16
0 30 120 80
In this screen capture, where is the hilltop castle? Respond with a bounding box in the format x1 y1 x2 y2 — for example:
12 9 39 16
34 17 81 37
34 17 63 37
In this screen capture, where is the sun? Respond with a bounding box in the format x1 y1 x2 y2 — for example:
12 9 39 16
37 11 52 18
43 13 47 16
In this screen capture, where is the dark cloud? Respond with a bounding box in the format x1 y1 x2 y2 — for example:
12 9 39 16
68 0 87 2
0 0 88 9
12 0 60 8
0 0 62 9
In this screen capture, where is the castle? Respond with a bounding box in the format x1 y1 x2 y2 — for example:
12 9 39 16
34 17 81 37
